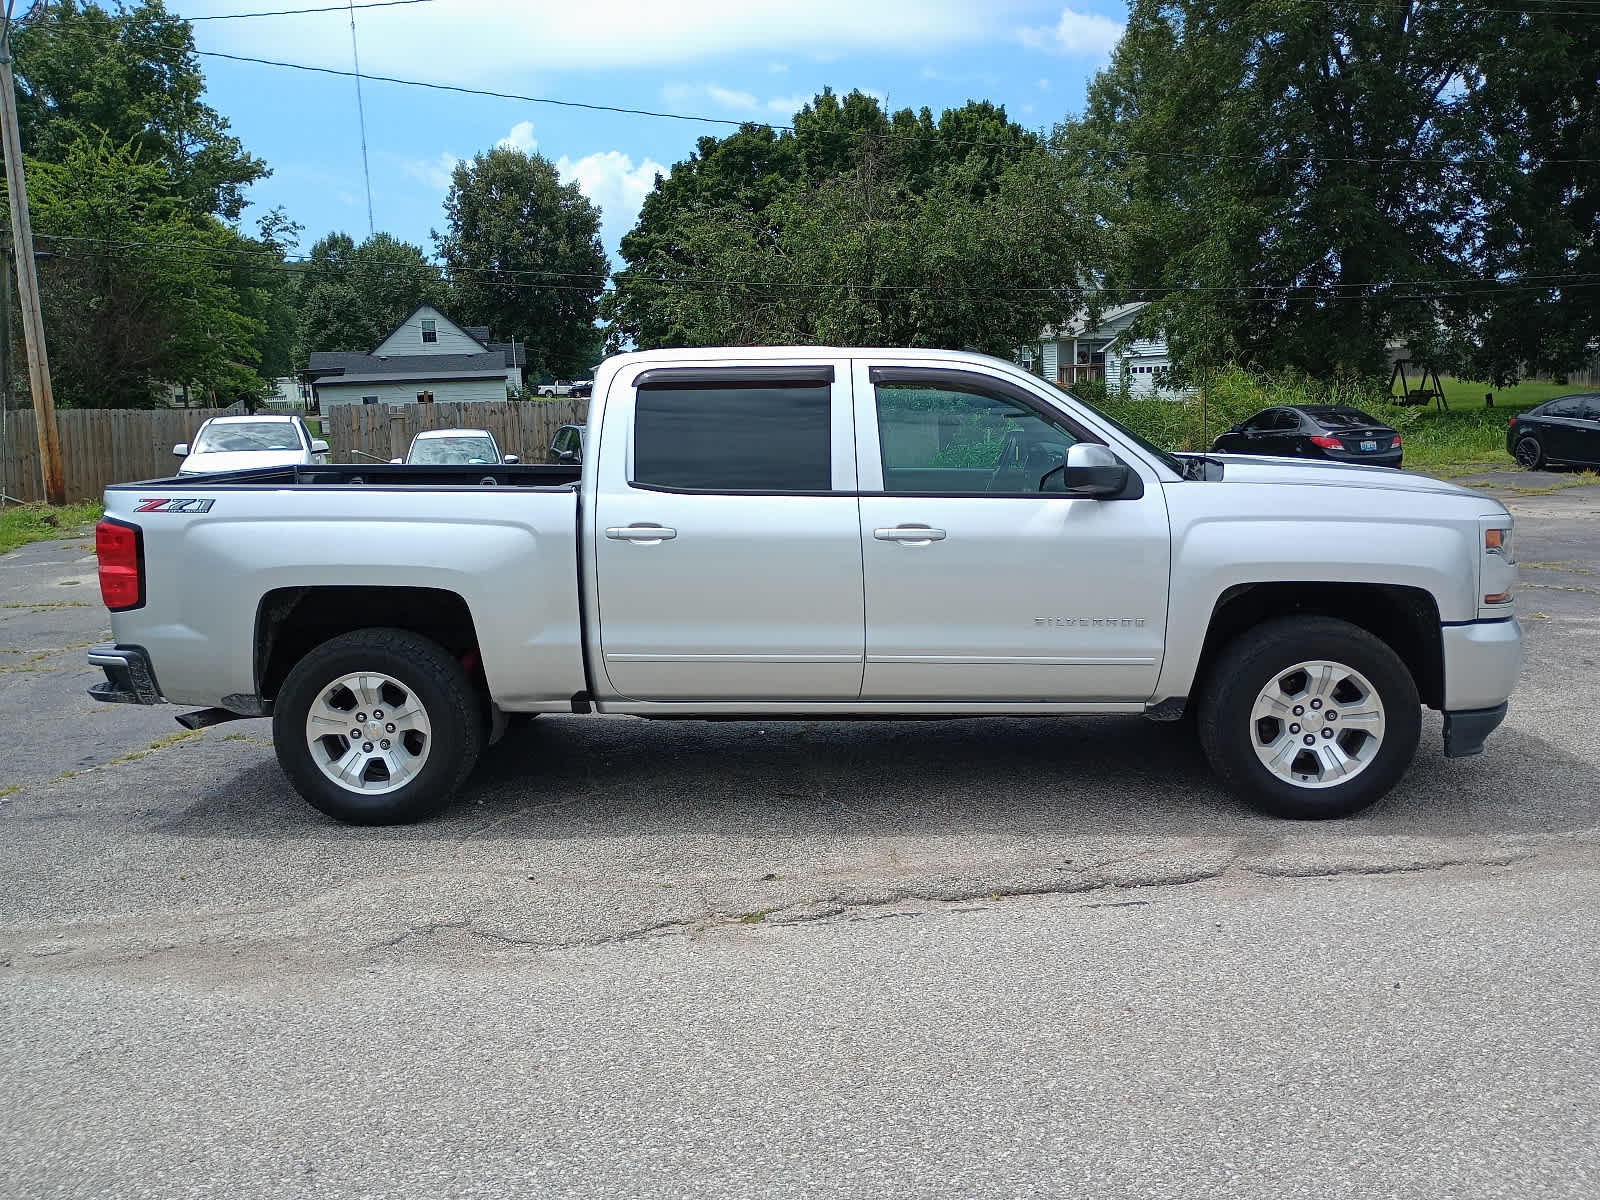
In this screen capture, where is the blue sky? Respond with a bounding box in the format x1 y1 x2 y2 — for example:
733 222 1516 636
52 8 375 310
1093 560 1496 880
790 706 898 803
181 0 1130 264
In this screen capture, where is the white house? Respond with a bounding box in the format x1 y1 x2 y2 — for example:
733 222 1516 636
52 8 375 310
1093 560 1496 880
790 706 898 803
1026 301 1179 397
302 304 528 410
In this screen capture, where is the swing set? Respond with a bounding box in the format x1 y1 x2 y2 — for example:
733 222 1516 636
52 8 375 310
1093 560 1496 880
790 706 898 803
1388 360 1449 411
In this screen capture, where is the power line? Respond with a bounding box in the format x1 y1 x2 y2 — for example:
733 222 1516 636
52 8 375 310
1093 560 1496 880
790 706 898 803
345 0 375 236
30 232 1600 297
186 0 434 20
20 16 1600 168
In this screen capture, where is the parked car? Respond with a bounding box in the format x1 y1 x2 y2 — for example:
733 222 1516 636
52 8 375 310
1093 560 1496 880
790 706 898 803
570 379 594 398
91 347 1520 827
1506 393 1600 469
547 424 584 463
174 415 327 476
392 428 517 466
536 380 576 398
1212 406 1403 469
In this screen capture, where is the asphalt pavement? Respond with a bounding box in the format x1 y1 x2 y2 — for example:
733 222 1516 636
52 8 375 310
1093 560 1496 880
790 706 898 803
2 472 1598 1198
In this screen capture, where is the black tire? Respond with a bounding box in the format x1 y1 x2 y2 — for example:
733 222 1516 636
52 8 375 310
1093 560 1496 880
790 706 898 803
272 628 485 825
1196 616 1421 820
1514 436 1545 469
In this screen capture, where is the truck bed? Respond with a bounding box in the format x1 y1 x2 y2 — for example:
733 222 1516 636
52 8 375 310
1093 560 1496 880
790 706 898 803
110 463 585 490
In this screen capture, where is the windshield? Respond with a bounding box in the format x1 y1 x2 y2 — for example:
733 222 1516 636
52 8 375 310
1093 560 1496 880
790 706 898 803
1064 393 1186 475
409 436 498 465
192 421 302 453
1311 409 1383 429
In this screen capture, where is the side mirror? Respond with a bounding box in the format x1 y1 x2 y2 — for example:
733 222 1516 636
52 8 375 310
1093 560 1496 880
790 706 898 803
173 443 190 457
502 453 519 465
388 457 403 465
1041 443 1129 498
311 439 330 453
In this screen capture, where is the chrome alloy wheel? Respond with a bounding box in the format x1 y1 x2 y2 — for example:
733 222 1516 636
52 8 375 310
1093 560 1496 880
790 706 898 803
1249 659 1386 789
304 671 432 795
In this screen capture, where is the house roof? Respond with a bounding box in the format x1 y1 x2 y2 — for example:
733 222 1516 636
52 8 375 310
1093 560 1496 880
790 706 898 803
1042 301 1148 340
372 303 490 353
305 351 510 386
319 367 511 387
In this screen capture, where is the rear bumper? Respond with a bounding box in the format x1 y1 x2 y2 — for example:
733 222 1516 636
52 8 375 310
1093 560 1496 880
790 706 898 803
87 644 166 706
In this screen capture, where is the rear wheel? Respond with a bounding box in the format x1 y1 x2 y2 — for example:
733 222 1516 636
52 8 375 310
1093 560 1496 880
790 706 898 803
1514 435 1545 469
273 628 484 824
1196 616 1421 819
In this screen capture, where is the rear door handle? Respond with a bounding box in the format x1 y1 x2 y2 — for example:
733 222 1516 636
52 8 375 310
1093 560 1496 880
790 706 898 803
873 524 947 544
606 524 677 543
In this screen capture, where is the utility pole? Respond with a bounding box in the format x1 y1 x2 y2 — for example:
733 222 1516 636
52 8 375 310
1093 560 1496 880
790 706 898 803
0 25 64 504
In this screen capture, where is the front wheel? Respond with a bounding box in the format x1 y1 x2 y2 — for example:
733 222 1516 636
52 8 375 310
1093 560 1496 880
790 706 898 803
272 628 485 824
1196 616 1421 819
1513 436 1545 469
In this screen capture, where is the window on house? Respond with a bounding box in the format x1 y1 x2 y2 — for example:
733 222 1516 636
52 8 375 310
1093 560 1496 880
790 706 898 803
417 390 434 404
362 396 379 405
421 319 437 344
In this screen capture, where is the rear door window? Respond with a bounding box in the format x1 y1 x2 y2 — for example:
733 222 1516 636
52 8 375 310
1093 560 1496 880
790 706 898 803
632 381 832 492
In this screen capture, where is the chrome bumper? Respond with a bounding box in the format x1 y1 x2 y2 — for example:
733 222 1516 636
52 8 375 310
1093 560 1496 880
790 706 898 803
87 644 166 706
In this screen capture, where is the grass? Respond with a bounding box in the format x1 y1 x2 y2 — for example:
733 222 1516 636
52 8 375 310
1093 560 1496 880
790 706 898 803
0 501 103 556
1088 365 1589 473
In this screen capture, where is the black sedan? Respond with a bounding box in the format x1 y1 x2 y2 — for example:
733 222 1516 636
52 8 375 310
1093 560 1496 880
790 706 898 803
1506 393 1600 469
1212 406 1403 468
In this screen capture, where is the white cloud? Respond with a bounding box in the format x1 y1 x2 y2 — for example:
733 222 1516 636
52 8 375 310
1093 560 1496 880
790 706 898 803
766 93 810 115
498 121 538 154
1022 7 1124 58
400 151 458 192
707 85 760 111
195 0 1032 81
557 150 667 251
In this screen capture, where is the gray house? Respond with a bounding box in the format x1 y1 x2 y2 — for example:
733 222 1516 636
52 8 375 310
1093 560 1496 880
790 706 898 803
302 304 527 410
1025 301 1177 397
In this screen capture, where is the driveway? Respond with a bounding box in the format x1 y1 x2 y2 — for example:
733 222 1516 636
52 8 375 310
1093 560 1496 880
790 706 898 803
2 475 1598 1198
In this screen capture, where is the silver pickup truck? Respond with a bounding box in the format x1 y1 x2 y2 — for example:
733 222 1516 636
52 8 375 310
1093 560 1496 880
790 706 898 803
89 347 1522 825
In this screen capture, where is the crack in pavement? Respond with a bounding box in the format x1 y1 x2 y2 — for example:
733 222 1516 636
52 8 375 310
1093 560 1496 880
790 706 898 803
0 842 1574 976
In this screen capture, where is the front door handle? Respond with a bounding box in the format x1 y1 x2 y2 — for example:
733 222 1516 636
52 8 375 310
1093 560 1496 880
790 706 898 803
873 524 947 544
606 523 677 543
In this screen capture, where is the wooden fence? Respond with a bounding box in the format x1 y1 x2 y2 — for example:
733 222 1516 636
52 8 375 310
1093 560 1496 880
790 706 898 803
324 399 588 465
1 406 247 503
0 398 588 503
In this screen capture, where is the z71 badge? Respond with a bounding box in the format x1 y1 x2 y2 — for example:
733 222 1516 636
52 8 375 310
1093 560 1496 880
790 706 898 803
135 498 216 514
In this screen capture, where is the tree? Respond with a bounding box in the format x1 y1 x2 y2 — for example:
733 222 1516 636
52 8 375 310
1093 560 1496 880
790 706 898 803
15 138 265 407
1062 1 1598 384
605 91 1096 354
435 148 607 376
12 0 268 222
297 232 451 354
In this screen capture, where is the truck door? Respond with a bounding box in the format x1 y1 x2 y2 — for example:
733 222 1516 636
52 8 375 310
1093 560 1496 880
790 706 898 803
590 360 865 700
853 360 1171 702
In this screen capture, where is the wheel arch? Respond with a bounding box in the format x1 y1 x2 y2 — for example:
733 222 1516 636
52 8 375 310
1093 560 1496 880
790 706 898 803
255 586 481 703
1192 582 1444 711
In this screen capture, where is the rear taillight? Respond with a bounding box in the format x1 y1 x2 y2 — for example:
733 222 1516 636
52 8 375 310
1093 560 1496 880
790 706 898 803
1508 416 1518 428
1309 435 1341 449
96 518 144 611
1391 433 1402 447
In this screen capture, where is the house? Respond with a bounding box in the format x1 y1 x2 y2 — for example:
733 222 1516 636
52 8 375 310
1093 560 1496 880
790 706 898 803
301 304 528 410
1026 301 1178 397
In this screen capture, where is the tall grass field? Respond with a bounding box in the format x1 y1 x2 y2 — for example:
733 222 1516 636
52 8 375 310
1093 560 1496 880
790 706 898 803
1083 367 1581 472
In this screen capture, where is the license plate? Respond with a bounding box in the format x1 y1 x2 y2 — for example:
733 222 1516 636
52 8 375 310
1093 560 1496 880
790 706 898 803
1360 440 1378 451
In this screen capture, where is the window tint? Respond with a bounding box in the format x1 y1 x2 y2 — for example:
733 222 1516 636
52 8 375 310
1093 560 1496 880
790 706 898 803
1313 409 1382 429
633 384 832 492
1270 410 1303 431
1542 398 1582 418
875 382 1078 494
192 421 304 453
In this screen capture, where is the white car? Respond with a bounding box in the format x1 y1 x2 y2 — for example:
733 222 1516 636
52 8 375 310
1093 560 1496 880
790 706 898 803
175 415 327 476
392 428 518 466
